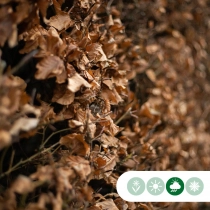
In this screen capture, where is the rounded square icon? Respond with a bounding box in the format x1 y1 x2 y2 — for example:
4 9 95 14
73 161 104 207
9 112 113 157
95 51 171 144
127 177 145 195
186 177 204 195
147 177 165 195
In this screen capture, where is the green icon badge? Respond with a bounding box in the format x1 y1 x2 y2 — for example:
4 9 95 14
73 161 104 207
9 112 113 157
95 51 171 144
147 177 165 195
186 177 204 195
127 177 145 195
166 177 184 196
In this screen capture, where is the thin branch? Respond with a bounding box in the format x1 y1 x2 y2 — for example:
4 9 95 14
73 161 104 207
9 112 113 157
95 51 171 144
39 127 72 149
115 107 132 125
0 142 59 179
9 49 38 75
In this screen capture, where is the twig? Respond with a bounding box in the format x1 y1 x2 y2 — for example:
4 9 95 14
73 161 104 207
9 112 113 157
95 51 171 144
39 127 72 149
9 49 38 75
0 142 59 179
115 107 132 125
9 149 15 172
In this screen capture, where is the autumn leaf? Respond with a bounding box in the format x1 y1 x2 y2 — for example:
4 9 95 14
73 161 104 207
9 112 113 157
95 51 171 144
9 118 39 136
52 84 75 105
67 72 91 93
61 155 91 180
59 133 90 156
0 130 11 149
96 199 119 210
44 0 74 31
11 176 34 194
36 55 65 80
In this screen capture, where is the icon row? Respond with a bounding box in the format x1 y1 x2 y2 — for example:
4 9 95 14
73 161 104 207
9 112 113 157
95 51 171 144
127 177 204 196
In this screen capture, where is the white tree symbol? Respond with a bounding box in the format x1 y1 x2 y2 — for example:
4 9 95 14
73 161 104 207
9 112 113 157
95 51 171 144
132 180 140 192
189 181 200 192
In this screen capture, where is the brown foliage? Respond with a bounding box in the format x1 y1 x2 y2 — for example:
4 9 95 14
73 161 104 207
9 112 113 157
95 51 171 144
1 0 210 210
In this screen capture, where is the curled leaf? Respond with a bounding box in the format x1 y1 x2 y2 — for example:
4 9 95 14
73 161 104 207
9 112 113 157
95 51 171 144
11 176 34 194
67 72 91 93
59 133 90 156
36 55 65 80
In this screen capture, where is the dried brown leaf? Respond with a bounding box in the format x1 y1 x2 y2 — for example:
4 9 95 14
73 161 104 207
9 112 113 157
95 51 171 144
0 130 11 149
102 39 117 58
96 199 119 210
45 14 73 31
37 0 51 18
67 72 91 93
36 55 65 80
146 44 160 54
101 86 123 105
52 86 75 105
94 157 107 169
87 206 101 210
61 155 91 180
44 0 73 31
59 133 90 156
11 176 34 194
19 26 48 54
94 154 116 179
9 118 39 136
86 43 107 62
3 75 26 90
114 197 128 210
30 165 54 182
100 133 118 148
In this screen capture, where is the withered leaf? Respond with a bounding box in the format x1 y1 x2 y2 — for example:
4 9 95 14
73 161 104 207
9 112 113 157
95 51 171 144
61 155 91 180
59 133 90 156
52 87 75 105
9 118 39 136
96 199 119 210
44 0 73 31
36 55 65 80
87 206 101 210
11 176 34 194
19 25 48 54
100 133 118 148
0 130 11 149
94 157 107 169
37 0 51 18
86 43 107 62
45 14 73 31
67 72 91 93
94 154 116 179
101 86 123 105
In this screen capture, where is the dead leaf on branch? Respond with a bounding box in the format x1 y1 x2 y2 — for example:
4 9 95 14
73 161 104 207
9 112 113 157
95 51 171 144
94 153 116 179
30 165 54 182
86 43 107 63
35 55 65 80
100 85 123 105
0 130 11 149
59 133 90 156
67 72 91 93
19 25 48 54
37 0 51 19
11 175 34 194
96 199 119 210
9 118 39 136
43 0 74 31
100 133 118 148
45 14 73 31
60 155 91 180
0 1 30 47
94 157 107 169
52 84 75 105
